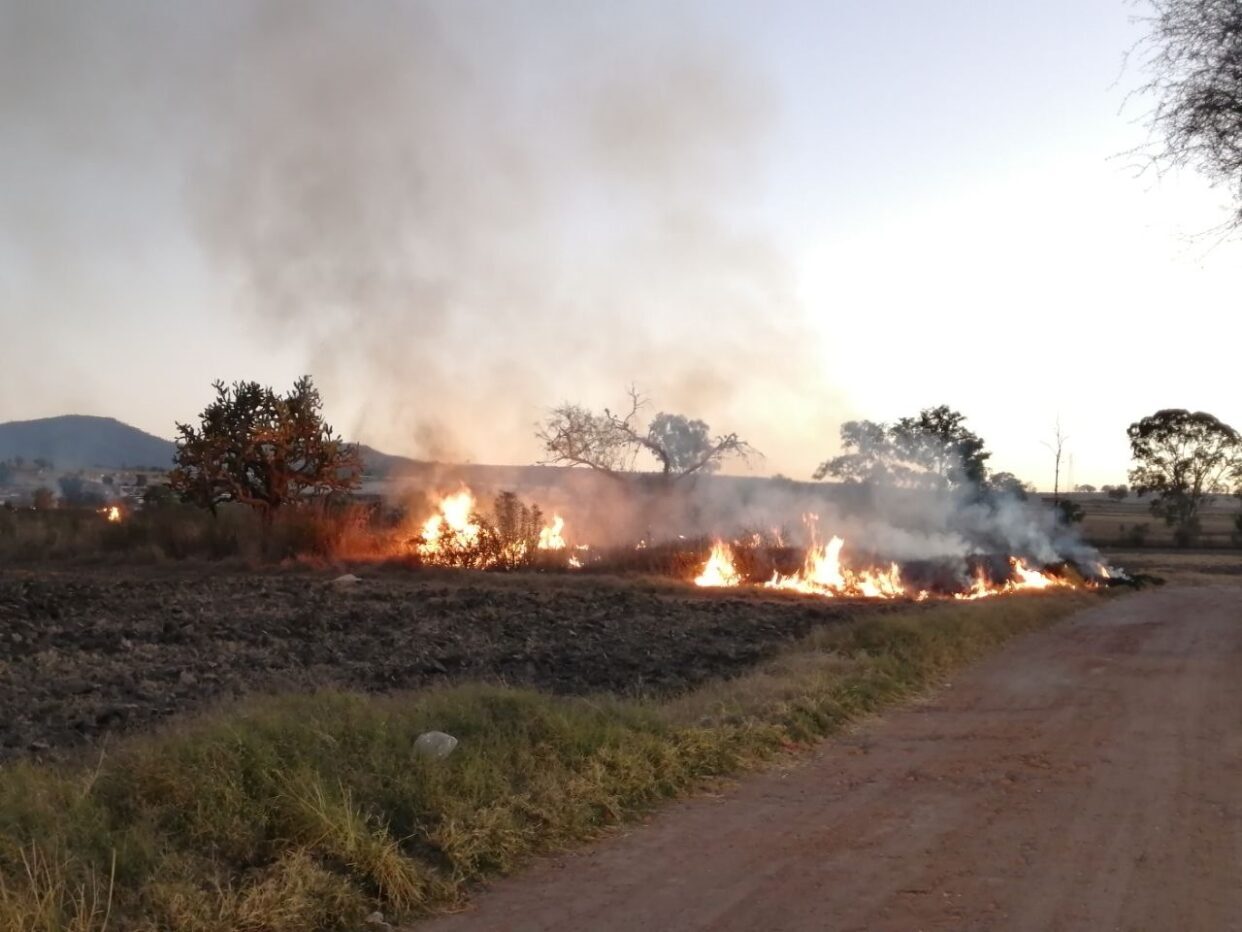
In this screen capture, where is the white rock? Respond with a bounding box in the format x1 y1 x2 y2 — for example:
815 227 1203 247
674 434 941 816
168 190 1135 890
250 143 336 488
331 573 361 587
413 730 459 760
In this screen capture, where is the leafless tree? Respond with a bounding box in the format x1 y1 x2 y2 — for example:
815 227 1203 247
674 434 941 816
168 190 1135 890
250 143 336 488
1134 0 1242 226
536 387 756 481
1042 418 1068 505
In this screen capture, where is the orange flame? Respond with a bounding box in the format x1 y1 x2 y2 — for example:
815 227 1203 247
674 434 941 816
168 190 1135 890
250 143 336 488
694 541 742 587
102 506 121 523
538 515 566 550
765 534 908 598
954 558 1076 599
417 489 482 562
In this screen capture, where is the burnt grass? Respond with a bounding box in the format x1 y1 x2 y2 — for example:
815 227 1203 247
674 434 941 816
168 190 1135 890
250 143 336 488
0 565 915 761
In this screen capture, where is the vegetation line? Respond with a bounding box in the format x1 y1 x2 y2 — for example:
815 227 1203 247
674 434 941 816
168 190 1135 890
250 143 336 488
0 593 1093 932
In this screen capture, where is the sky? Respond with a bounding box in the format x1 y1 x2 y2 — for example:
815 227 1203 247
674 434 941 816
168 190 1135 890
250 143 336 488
1 0 1238 489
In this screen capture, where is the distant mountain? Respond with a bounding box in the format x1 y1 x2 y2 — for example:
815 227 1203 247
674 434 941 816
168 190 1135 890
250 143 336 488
0 416 425 476
0 416 176 470
357 444 423 478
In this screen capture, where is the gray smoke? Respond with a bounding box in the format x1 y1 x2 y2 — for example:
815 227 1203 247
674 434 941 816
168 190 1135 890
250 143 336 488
2 1 823 466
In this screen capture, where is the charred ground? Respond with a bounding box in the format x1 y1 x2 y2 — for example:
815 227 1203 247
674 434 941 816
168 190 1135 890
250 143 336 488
0 566 913 760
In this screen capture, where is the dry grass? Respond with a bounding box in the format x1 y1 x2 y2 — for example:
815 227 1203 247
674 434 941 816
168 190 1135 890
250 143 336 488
0 503 380 565
1076 494 1241 548
1102 548 1242 586
0 592 1094 930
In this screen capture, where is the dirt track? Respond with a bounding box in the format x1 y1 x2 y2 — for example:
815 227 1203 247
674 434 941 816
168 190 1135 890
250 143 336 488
421 585 1242 932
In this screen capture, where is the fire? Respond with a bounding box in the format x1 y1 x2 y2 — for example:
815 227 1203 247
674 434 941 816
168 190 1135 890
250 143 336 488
102 505 121 523
409 489 580 569
417 489 482 562
765 534 908 599
538 515 566 550
694 541 742 587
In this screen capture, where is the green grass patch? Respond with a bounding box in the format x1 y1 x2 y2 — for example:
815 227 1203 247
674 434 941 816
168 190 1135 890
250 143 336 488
0 592 1092 930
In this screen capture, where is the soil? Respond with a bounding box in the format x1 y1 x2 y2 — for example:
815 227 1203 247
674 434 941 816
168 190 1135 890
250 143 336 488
0 565 902 760
418 584 1242 932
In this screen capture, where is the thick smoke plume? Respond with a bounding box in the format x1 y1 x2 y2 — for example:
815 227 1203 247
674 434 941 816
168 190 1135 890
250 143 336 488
2 1 826 467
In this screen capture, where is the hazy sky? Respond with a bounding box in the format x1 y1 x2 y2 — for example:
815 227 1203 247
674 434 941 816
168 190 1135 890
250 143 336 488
1 0 1238 488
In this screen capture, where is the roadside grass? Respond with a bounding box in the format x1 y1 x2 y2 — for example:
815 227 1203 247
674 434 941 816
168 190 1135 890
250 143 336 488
0 592 1094 931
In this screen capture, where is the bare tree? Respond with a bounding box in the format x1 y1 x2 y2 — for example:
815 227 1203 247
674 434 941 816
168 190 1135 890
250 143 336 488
1134 0 1242 226
1042 418 1068 505
537 387 756 481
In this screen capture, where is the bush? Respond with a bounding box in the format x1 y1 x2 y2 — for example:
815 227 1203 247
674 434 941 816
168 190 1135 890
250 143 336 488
1123 522 1150 547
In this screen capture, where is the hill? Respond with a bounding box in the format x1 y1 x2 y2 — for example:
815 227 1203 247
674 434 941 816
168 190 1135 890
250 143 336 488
0 417 425 476
0 416 176 470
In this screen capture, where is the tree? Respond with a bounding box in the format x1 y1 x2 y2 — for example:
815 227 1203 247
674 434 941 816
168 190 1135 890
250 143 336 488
989 471 1032 500
537 387 755 481
1103 484 1130 500
58 475 105 508
1043 418 1068 506
170 376 362 518
1127 409 1242 545
1137 0 1242 226
1056 499 1086 526
647 413 723 475
0 461 11 485
31 487 55 510
815 405 990 490
1074 483 1098 494
142 484 178 510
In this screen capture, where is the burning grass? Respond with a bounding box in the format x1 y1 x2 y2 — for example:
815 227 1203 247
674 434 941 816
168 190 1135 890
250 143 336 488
1 483 1122 606
0 591 1094 931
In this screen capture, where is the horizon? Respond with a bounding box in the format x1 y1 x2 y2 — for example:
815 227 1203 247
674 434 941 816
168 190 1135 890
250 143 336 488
3 1 1239 489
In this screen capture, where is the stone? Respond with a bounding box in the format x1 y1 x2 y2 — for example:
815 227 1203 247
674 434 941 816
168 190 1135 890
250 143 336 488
413 730 459 760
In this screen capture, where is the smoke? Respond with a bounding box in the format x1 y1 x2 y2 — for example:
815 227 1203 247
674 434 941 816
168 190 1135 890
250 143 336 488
2 1 826 467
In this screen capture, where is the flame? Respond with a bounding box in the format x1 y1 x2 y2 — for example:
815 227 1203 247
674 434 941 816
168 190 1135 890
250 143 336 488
409 490 580 568
694 541 742 587
417 489 481 562
765 534 906 598
102 506 121 523
538 515 566 550
954 558 1076 600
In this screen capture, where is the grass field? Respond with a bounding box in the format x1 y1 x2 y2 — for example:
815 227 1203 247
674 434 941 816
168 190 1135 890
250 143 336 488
0 587 1093 931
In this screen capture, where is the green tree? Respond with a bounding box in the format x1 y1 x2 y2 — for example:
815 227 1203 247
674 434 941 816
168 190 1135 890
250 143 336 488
170 376 362 518
647 413 722 475
1055 499 1086 526
815 405 990 490
142 484 178 510
989 471 1032 500
1127 409 1242 546
1103 484 1129 501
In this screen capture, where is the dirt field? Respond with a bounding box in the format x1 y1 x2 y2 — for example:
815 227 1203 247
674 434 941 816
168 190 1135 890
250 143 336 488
0 566 908 760
419 583 1242 932
1078 493 1241 547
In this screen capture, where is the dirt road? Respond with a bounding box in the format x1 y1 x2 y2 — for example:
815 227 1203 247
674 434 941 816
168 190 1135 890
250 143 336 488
420 586 1242 931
